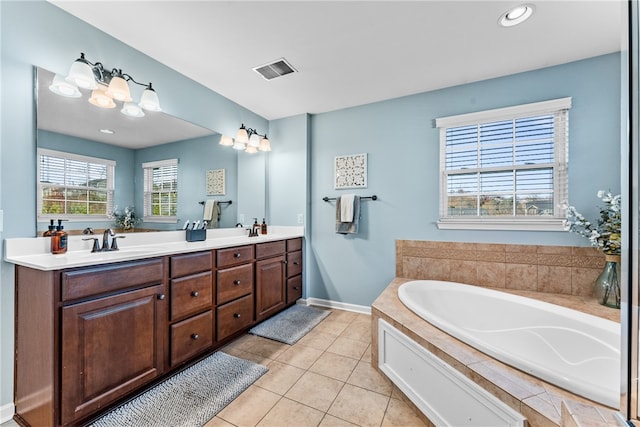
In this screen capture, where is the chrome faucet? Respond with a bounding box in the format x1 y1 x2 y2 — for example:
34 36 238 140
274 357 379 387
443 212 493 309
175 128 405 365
102 228 114 250
83 228 125 252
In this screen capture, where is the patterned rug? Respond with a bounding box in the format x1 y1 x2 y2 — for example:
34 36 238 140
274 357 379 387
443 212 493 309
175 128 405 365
249 304 331 344
90 352 267 427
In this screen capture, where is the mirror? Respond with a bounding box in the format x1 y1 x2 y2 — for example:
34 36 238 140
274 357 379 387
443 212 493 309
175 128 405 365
36 67 265 235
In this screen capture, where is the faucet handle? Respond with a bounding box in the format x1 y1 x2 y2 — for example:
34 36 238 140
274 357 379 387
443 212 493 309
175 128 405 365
82 237 101 252
111 235 126 250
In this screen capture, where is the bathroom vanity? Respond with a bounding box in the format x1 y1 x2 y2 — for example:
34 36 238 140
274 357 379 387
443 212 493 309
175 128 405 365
6 228 303 427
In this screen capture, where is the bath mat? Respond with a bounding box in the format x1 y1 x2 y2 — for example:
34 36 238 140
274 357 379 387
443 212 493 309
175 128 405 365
89 351 267 427
249 304 331 344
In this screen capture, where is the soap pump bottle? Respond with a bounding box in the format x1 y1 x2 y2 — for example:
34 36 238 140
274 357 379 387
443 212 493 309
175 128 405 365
261 218 267 235
51 219 68 254
43 219 56 237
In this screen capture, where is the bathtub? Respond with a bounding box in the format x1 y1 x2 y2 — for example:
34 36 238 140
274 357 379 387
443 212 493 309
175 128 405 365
397 280 621 408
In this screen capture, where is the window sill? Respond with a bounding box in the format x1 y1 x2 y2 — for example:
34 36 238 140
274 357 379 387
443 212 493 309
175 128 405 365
143 216 178 224
437 217 567 231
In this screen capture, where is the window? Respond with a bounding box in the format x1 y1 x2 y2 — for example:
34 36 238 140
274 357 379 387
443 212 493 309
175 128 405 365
37 148 115 220
143 159 178 223
435 97 570 231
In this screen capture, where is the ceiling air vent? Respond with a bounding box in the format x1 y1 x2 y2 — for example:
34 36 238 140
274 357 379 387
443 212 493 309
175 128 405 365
253 58 297 81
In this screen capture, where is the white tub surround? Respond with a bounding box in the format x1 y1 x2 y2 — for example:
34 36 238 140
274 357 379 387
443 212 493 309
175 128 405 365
4 226 303 270
371 278 622 427
398 280 620 409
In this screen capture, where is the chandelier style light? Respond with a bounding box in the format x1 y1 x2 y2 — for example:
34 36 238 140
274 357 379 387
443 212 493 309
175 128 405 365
219 124 271 153
49 52 161 117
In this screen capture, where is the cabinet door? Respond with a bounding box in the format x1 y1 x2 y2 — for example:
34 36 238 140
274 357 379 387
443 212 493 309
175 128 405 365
61 284 166 425
255 255 286 322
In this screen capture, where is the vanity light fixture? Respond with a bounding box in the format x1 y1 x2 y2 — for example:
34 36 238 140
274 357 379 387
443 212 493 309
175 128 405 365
220 124 272 153
498 4 534 27
49 52 161 116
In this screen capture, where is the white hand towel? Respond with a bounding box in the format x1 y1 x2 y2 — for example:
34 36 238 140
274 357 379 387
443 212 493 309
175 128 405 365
203 199 216 221
340 194 355 222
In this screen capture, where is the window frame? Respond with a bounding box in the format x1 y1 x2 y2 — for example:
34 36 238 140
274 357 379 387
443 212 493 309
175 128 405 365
37 148 115 222
142 158 179 223
434 97 571 231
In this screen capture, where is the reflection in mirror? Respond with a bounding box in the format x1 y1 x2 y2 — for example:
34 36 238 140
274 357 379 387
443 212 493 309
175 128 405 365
35 66 252 235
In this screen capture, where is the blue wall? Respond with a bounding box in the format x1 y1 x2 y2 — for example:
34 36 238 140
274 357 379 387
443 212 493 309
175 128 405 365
307 53 621 307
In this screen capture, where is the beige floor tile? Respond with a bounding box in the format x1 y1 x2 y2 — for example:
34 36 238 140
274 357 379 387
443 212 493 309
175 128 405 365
254 360 306 395
347 360 393 396
327 310 359 324
276 343 324 369
217 385 281 426
257 397 325 427
339 318 372 343
361 344 372 363
319 414 359 426
328 384 390 427
381 398 429 427
313 319 351 336
285 371 345 412
327 336 369 360
309 351 359 381
203 416 236 427
222 348 273 366
297 330 338 351
245 336 291 359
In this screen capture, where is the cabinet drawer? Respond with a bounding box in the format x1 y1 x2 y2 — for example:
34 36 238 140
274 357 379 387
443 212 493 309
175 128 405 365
170 310 213 366
217 245 254 268
217 294 254 341
286 250 302 277
62 258 164 301
256 240 286 259
170 271 213 321
287 275 303 304
287 238 303 252
170 251 212 278
217 264 254 305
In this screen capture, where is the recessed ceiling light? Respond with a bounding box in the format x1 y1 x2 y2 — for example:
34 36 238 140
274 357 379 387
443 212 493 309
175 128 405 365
499 4 534 27
99 128 115 134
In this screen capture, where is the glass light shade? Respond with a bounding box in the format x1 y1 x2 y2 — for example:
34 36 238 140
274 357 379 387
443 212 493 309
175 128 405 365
105 75 132 102
219 135 234 146
49 74 82 98
121 102 145 117
232 140 246 150
259 137 272 152
235 126 249 144
66 60 98 89
88 86 116 109
245 145 258 154
139 87 162 111
248 133 261 148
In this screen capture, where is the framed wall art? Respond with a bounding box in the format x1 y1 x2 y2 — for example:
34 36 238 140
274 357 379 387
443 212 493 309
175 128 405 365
206 169 226 195
334 153 367 189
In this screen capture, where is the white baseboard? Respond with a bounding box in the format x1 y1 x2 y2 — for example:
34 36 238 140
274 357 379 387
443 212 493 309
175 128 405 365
0 402 15 424
301 297 371 315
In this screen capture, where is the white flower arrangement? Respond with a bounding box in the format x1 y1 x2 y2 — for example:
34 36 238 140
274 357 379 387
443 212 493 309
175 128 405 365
113 206 141 231
564 191 621 255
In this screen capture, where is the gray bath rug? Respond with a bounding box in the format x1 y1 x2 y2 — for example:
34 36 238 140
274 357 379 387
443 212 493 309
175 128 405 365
249 304 331 344
89 351 267 427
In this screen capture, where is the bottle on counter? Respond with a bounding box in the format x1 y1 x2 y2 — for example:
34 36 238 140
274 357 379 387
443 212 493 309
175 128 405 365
43 219 56 237
51 219 68 254
261 218 267 235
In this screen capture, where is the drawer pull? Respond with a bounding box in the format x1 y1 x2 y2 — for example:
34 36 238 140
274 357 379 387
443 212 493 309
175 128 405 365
157 294 166 300
293 261 300 265
233 280 241 285
293 286 300 290
191 333 199 340
233 313 241 319
234 253 241 258
191 291 199 297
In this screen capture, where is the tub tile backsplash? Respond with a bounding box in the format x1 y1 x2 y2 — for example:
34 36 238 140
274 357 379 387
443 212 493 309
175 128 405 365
396 240 606 296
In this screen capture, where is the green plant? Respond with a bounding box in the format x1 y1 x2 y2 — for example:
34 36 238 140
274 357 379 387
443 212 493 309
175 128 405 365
565 191 621 255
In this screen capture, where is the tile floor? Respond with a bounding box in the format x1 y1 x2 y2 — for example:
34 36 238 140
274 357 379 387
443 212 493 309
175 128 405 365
1 308 428 427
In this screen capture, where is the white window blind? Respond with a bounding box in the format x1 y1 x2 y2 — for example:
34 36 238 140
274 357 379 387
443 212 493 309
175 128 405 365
37 148 115 220
143 159 178 222
435 98 570 231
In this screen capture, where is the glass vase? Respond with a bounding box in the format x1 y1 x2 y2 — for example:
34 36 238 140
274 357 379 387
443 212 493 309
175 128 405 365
594 254 621 309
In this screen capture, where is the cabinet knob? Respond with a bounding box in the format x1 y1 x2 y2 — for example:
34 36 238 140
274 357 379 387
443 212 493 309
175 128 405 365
191 291 199 297
293 286 300 290
157 294 166 300
283 260 288 264
233 280 241 285
234 253 241 258
234 313 241 319
293 261 300 265
191 333 199 340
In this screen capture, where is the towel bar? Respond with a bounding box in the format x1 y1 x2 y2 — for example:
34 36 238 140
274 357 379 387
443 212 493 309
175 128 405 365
198 200 232 205
322 195 377 202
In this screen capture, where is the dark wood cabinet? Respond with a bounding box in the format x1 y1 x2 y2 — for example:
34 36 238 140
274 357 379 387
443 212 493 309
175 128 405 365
286 238 304 303
255 241 286 322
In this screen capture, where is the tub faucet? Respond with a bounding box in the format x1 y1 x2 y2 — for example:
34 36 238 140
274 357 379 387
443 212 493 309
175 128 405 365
102 228 114 251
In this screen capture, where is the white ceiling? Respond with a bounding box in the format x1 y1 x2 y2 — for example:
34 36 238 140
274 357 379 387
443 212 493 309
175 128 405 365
49 0 623 122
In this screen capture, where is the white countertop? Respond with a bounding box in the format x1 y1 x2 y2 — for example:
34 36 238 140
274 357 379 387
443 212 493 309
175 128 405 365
4 226 304 271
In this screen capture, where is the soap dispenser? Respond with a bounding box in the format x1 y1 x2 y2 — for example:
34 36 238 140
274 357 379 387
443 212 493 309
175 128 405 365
51 219 68 254
43 219 56 237
261 218 267 235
